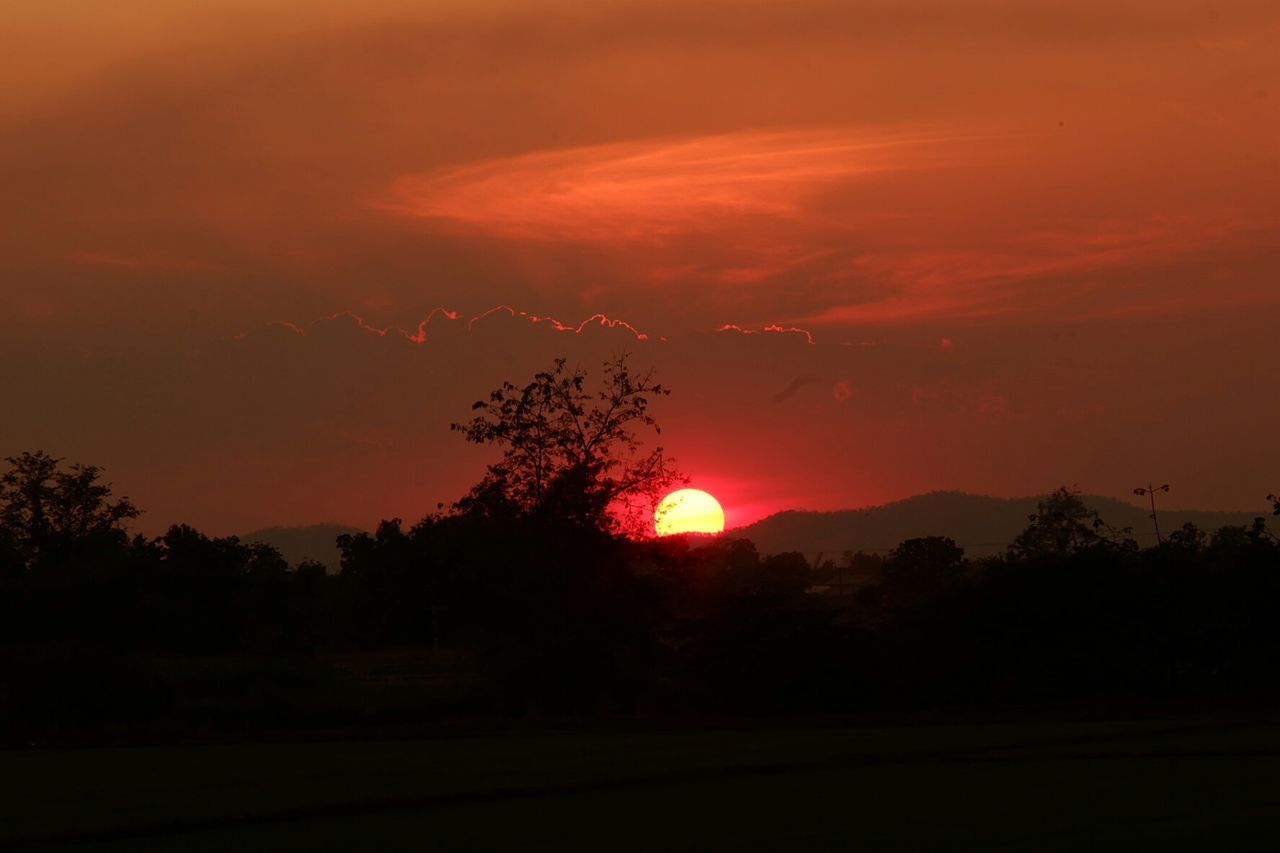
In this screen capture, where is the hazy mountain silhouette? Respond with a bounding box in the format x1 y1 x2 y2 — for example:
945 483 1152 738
733 491 1264 557
240 523 363 569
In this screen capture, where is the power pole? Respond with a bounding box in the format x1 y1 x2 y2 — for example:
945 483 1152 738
1133 482 1170 544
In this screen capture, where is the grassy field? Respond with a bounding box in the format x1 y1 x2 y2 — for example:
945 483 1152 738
5 716 1280 851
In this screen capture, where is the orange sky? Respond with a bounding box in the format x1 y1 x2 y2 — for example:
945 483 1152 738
2 1 1277 533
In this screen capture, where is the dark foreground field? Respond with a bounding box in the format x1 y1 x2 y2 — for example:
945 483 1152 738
5 716 1280 851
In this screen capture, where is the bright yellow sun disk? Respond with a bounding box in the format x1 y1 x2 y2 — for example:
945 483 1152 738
655 488 726 536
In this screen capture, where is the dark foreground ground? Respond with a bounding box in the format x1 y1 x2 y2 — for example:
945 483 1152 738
4 716 1280 852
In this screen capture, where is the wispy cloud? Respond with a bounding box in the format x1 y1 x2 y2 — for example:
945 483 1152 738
380 127 956 243
378 124 1280 327
64 251 203 271
261 304 657 345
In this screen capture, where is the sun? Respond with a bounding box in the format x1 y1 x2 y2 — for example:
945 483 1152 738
655 488 726 536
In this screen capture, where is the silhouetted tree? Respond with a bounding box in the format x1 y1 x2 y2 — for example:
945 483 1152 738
1258 494 1280 543
142 524 293 652
1209 520 1277 557
160 524 253 578
1163 522 1207 554
0 451 139 568
336 519 446 647
679 544 855 713
1008 487 1134 560
887 537 965 574
451 355 683 534
8 440 1280 738
880 536 966 608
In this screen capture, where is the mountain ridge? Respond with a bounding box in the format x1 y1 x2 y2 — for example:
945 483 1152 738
240 492 1269 567
731 491 1266 558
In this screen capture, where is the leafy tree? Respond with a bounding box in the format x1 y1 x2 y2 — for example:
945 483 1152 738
1258 493 1280 543
1163 522 1207 554
887 536 966 574
451 355 683 534
879 536 966 608
1008 487 1134 560
245 542 290 578
1209 520 1277 556
160 524 254 577
0 451 139 567
336 519 410 579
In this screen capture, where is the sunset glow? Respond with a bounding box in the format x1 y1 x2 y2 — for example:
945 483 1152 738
655 489 726 537
7 2 1280 833
1 0 1277 534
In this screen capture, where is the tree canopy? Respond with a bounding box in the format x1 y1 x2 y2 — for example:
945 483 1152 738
451 355 683 534
0 451 139 567
1008 486 1135 560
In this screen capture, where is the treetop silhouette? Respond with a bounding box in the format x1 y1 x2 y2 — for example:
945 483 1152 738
1008 486 1135 560
0 450 139 567
451 354 683 534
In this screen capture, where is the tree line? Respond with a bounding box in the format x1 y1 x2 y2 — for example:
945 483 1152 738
2 356 1279 738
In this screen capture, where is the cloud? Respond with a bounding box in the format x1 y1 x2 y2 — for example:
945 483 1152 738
3 0 1277 340
381 127 954 243
380 120 1280 327
65 251 203 271
1 0 1279 534
1 299 1276 536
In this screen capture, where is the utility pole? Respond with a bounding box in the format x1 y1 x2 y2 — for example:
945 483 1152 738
1133 482 1170 544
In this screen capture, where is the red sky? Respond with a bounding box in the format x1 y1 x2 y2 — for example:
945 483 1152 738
2 0 1277 533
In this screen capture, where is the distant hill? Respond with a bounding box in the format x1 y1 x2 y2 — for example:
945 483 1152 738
732 491 1265 559
239 523 364 570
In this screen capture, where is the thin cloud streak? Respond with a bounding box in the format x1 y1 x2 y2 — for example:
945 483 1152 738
377 121 1280 328
261 305 658 345
801 215 1280 325
257 305 821 347
380 127 961 243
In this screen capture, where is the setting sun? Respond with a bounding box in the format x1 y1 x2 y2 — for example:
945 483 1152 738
655 488 726 536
